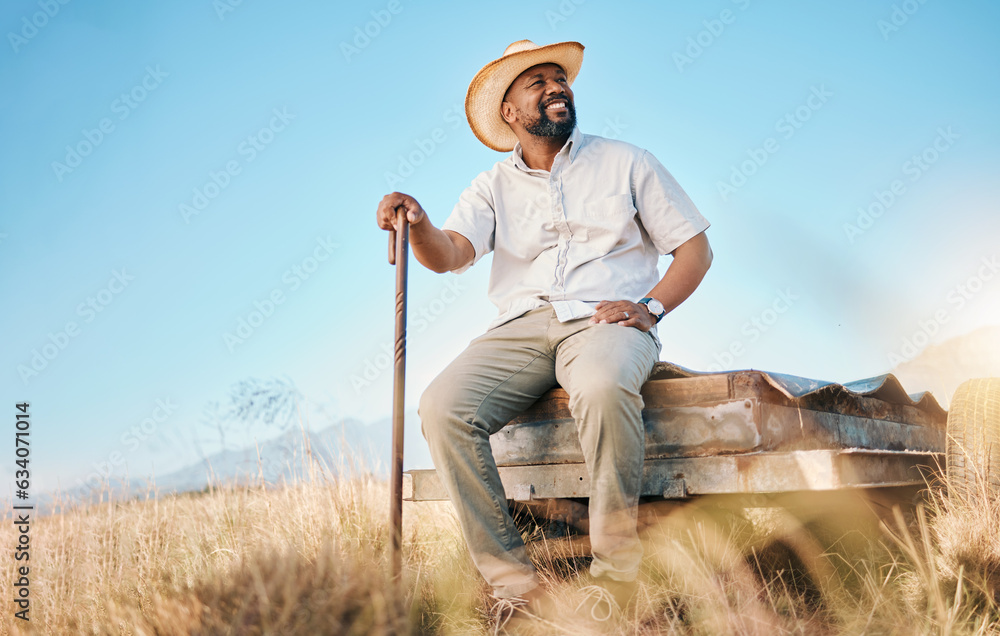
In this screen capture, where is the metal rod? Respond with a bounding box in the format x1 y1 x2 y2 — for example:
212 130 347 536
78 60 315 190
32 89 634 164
389 206 408 580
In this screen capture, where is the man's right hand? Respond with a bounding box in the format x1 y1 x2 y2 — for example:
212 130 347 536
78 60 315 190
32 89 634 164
376 192 475 273
377 192 427 232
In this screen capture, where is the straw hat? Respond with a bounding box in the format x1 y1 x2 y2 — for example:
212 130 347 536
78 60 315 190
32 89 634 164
465 40 584 152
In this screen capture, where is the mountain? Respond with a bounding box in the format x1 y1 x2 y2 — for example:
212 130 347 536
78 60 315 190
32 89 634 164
150 420 388 494
45 417 395 508
891 325 1000 409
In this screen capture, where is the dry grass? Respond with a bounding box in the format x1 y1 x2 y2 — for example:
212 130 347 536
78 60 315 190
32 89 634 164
1 462 998 635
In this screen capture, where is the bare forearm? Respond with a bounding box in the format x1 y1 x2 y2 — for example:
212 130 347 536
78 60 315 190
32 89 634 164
591 231 712 330
647 232 713 315
409 222 467 273
377 192 472 273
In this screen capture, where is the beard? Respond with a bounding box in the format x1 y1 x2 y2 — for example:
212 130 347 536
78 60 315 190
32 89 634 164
521 97 577 138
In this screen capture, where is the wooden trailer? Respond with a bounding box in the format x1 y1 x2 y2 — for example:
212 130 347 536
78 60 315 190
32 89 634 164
404 364 1000 513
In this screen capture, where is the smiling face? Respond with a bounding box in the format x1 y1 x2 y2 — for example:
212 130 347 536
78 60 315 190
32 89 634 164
500 63 576 141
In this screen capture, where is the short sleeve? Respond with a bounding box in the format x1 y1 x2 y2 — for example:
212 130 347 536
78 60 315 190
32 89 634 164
632 150 710 255
441 171 497 273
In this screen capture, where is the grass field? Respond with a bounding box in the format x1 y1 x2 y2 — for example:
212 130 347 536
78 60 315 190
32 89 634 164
1 454 998 635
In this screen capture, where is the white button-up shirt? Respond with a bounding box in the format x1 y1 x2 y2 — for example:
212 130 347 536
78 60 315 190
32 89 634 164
443 127 710 330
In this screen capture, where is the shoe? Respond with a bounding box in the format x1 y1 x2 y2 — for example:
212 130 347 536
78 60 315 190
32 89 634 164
575 576 638 622
596 575 638 610
490 585 554 634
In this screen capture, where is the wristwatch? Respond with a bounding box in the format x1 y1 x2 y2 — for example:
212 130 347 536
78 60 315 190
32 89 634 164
639 297 665 323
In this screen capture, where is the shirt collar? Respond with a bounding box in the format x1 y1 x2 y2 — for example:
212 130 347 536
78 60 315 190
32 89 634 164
511 126 583 172
566 125 583 161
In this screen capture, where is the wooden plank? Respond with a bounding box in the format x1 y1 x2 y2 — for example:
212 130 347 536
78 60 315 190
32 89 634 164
639 375 732 408
729 370 945 429
491 399 761 467
494 399 945 469
642 400 761 459
403 450 941 501
507 388 570 424
505 370 943 430
507 375 733 426
758 404 946 452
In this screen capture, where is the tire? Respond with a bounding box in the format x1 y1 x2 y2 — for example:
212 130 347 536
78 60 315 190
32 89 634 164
946 378 1000 500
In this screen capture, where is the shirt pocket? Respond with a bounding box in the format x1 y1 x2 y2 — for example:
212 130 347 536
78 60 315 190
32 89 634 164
497 191 559 262
577 193 638 255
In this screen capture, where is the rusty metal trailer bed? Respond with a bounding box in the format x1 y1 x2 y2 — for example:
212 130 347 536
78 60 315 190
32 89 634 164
404 363 948 504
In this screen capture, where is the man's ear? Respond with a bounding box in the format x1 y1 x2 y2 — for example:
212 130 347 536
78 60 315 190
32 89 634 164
500 100 516 125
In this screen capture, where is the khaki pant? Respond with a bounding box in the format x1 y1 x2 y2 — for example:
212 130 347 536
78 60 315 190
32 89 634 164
419 305 660 598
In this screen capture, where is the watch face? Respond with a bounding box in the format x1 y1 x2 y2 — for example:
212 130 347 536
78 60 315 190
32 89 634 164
646 298 665 316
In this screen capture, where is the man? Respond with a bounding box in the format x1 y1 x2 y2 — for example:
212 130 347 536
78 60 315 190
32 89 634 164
376 40 712 617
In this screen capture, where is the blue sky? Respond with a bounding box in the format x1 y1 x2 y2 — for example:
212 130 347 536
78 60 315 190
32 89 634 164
1 0 998 495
